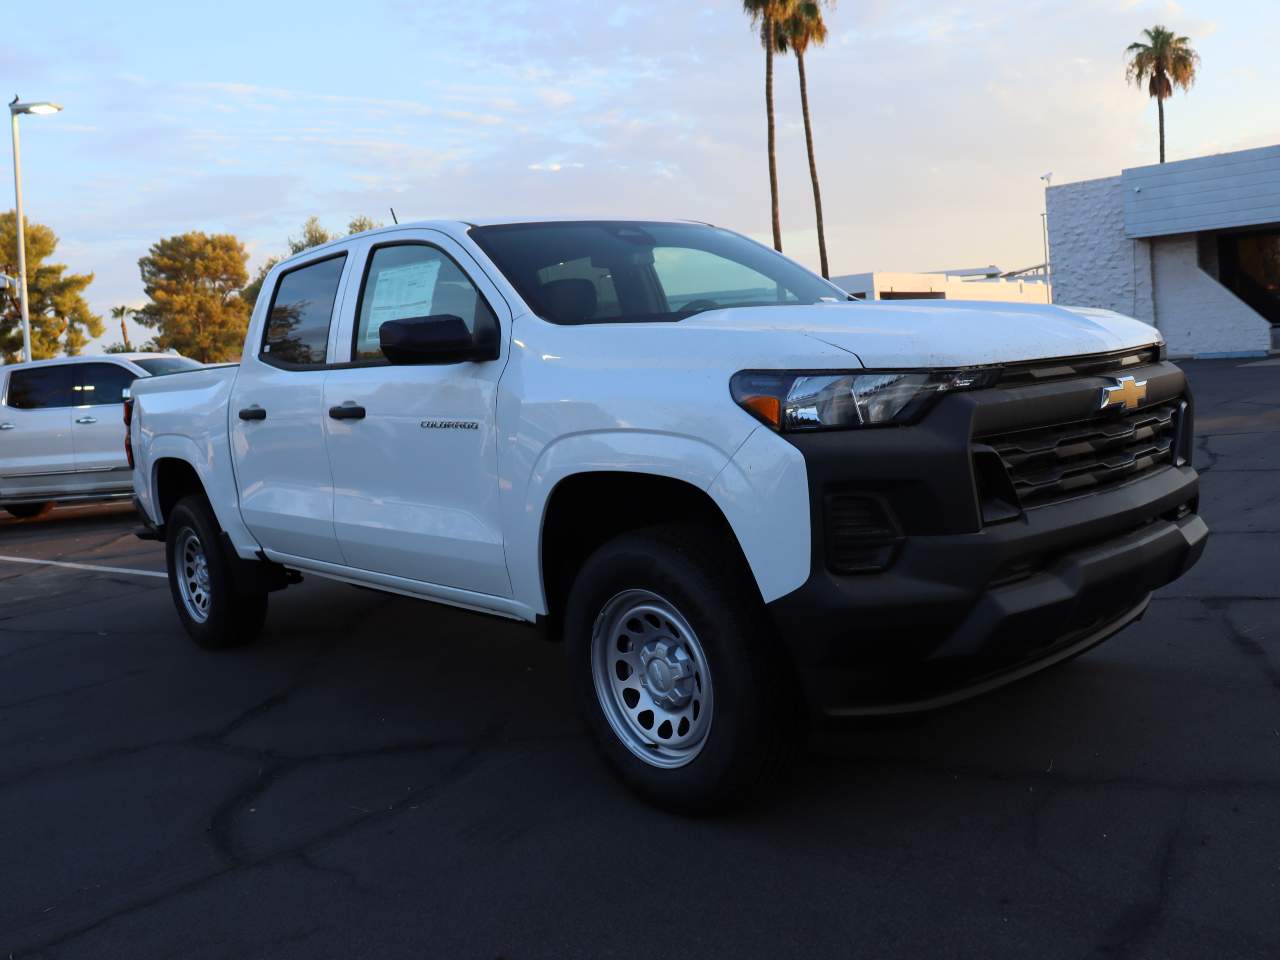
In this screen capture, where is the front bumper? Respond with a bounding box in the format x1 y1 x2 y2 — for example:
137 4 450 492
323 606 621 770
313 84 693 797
765 359 1207 717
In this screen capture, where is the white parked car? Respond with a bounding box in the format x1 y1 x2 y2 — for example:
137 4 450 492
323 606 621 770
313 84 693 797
128 219 1206 809
0 353 201 518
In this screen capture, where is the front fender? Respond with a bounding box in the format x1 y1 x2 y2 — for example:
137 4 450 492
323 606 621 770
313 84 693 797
507 428 810 614
707 427 811 602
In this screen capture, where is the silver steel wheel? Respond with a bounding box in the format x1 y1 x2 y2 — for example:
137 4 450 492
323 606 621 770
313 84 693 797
175 527 212 624
590 589 714 769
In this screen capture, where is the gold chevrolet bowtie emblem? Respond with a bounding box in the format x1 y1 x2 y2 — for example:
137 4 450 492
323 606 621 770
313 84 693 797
1099 375 1148 412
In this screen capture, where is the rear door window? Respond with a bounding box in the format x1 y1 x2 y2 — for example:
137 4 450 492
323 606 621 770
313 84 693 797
6 366 76 409
261 254 346 367
74 363 137 406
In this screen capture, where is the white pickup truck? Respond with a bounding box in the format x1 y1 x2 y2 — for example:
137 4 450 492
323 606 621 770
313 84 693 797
129 218 1206 809
0 352 200 518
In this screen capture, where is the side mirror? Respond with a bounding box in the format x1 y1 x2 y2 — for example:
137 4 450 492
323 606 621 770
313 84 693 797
379 315 497 365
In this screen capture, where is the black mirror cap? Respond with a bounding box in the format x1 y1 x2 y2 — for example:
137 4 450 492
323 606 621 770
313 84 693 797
380 315 480 365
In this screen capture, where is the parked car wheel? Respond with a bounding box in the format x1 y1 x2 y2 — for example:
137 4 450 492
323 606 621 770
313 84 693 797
565 524 797 812
165 495 267 649
5 502 54 520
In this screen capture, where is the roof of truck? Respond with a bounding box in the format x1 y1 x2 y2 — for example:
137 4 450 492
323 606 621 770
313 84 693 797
274 217 714 268
1 352 179 371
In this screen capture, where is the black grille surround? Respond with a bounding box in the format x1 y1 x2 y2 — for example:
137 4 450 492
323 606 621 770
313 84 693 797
976 396 1186 512
766 351 1204 718
992 346 1161 387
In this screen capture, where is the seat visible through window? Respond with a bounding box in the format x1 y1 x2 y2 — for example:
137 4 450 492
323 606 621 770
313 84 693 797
540 278 599 324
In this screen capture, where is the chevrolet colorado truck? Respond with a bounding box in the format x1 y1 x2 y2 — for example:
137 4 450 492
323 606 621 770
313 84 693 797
129 219 1207 809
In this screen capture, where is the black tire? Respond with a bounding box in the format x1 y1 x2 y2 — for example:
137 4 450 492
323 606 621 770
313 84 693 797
165 495 267 649
565 523 798 812
5 502 54 520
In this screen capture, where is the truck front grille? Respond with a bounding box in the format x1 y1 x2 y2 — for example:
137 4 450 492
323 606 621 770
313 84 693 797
978 398 1184 509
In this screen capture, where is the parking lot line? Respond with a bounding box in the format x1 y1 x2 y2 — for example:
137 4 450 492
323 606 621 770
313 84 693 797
0 554 167 579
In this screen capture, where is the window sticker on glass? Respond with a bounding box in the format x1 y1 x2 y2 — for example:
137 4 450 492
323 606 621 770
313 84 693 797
369 258 441 325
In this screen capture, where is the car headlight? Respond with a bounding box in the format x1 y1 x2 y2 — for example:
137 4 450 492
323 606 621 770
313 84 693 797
730 369 996 431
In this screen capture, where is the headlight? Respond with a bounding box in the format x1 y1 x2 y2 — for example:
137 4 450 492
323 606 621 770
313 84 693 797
730 369 995 431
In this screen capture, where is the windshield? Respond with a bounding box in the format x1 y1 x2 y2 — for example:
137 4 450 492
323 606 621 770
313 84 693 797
470 221 844 325
134 356 202 376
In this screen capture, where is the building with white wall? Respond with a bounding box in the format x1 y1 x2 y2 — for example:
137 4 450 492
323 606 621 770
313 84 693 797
831 267 1051 304
1047 144 1280 358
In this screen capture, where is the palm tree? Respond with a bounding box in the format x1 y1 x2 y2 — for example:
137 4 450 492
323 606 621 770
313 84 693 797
775 1 832 277
1126 26 1199 164
744 0 796 251
110 305 133 351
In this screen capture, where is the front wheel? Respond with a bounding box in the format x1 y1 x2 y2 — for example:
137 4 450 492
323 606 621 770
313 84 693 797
165 495 267 649
565 524 797 812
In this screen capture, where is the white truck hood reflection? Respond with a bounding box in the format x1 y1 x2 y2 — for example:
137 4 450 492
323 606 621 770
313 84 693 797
679 301 1162 369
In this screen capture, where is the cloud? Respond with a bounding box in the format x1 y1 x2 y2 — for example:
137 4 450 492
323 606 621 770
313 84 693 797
535 88 575 108
527 160 585 172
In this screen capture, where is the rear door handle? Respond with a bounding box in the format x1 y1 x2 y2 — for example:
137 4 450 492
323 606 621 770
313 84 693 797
328 403 366 421
238 406 267 421
75 416 98 424
0 423 13 430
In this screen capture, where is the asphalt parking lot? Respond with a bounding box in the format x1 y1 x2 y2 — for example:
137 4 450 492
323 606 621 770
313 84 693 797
0 359 1276 959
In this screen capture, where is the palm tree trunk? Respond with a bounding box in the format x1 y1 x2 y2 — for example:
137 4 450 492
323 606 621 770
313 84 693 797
796 51 829 278
764 17 782 251
121 316 132 351
1158 95 1165 163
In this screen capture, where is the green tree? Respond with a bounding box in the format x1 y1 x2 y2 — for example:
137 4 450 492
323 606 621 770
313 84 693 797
346 214 383 234
242 257 281 312
0 211 102 361
105 338 155 354
744 0 796 252
110 304 134 351
1126 26 1199 164
775 0 832 277
288 215 336 255
136 232 250 362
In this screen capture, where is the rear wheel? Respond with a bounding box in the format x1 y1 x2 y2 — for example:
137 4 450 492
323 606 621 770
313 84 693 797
565 524 797 812
165 495 267 649
5 502 53 520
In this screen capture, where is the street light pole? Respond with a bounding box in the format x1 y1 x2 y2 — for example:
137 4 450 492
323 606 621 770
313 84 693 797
10 102 31 363
8 96 62 364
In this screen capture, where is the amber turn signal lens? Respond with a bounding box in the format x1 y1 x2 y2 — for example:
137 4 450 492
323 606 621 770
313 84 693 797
740 394 781 428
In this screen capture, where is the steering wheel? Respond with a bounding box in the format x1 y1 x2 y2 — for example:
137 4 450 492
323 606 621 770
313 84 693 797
679 299 721 314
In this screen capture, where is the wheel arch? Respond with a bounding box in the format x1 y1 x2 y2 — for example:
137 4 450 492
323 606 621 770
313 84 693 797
516 427 811 618
142 434 261 558
537 470 756 622
152 457 206 525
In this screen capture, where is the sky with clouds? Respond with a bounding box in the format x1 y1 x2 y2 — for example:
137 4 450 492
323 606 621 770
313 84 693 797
5 0 1278 350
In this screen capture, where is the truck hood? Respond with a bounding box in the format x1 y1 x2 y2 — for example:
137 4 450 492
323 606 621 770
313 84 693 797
679 300 1162 368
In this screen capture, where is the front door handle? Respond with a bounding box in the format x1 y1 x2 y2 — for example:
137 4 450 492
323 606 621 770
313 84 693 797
75 415 99 425
328 403 367 421
238 406 267 421
0 423 13 430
